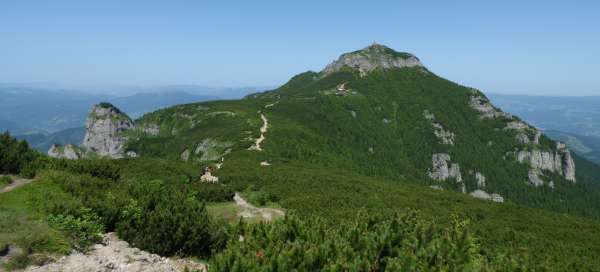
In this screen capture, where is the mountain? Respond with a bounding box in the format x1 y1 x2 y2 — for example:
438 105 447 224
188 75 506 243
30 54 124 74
55 44 598 220
8 44 600 269
125 44 592 212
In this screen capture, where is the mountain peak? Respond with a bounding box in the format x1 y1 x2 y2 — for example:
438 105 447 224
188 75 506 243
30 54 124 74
322 44 423 74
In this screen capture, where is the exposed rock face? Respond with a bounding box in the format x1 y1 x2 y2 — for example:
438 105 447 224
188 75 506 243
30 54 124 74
82 103 134 158
516 133 531 144
505 121 530 130
517 150 559 172
428 153 465 193
424 110 455 145
516 142 576 183
475 172 486 189
195 138 233 161
528 169 545 187
180 149 190 161
322 44 423 75
558 142 576 182
24 233 206 272
48 144 82 160
469 94 512 119
469 190 504 203
141 123 160 136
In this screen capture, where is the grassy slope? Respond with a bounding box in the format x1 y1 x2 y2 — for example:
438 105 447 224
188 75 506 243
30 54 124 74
0 179 73 269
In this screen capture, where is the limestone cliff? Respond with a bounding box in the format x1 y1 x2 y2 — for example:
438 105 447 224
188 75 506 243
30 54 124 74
48 144 84 160
428 153 466 193
82 103 134 158
515 142 576 184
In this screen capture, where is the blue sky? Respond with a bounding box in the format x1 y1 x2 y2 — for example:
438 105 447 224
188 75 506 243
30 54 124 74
1 0 599 95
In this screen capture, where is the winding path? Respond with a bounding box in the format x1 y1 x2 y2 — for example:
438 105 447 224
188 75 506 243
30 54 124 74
248 114 269 151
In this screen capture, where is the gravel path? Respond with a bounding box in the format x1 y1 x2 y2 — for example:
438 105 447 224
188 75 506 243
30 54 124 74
0 176 33 194
248 114 268 151
24 233 206 272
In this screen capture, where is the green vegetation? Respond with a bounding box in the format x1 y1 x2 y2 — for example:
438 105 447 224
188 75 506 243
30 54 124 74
0 176 11 188
0 176 73 269
47 208 103 251
211 211 534 271
0 131 39 177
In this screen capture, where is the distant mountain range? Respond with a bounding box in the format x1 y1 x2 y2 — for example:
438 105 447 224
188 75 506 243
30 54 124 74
489 94 600 165
0 85 268 135
15 127 86 153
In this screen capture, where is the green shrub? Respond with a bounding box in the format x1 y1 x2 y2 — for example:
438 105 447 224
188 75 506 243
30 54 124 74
47 208 103 251
243 185 279 207
0 176 11 187
117 180 226 256
211 210 531 271
0 131 39 176
195 183 235 202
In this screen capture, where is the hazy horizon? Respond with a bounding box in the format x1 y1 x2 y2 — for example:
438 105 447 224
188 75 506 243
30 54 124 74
1 1 599 96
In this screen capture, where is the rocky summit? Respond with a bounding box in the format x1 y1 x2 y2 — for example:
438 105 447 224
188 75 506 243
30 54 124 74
322 43 423 75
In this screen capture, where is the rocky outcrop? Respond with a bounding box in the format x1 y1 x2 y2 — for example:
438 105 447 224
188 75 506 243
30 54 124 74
48 144 83 160
516 142 576 183
528 169 545 187
82 103 134 158
180 149 190 161
504 121 529 130
428 153 465 193
424 110 455 145
322 43 423 75
469 190 504 203
475 172 486 189
469 94 512 119
24 233 206 272
195 138 233 161
505 120 542 145
562 150 576 181
141 123 160 136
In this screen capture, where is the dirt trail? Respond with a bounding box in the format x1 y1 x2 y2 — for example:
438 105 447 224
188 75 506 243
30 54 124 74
0 176 33 194
24 233 206 272
247 114 268 151
233 192 284 221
